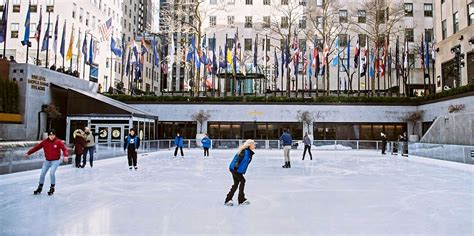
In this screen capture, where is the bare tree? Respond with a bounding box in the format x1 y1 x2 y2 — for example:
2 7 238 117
306 0 351 96
350 0 405 95
191 110 211 133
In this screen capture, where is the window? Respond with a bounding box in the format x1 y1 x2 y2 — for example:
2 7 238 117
244 38 252 51
408 54 415 69
30 23 36 38
263 16 270 28
299 16 306 29
12 0 20 12
469 3 474 26
424 4 432 17
359 34 367 47
86 12 90 26
30 0 38 12
46 0 55 12
316 0 324 6
281 0 288 5
281 16 288 28
227 0 235 5
209 0 217 5
299 0 306 6
92 16 96 28
405 28 414 42
209 16 216 27
425 29 433 43
245 16 252 28
377 10 385 22
10 23 19 38
358 10 366 23
442 19 447 39
227 16 234 27
79 8 83 23
246 0 253 5
339 34 348 47
226 38 234 50
299 39 306 51
316 16 323 29
339 10 348 23
209 38 216 49
263 0 270 5
453 12 459 33
404 3 413 17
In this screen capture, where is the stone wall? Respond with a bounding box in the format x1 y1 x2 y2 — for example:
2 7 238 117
420 112 473 146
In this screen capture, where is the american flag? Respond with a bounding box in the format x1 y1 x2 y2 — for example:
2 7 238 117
99 18 113 42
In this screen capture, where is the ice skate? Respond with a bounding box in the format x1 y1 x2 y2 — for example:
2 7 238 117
33 185 43 195
239 200 250 205
47 186 55 196
224 200 234 206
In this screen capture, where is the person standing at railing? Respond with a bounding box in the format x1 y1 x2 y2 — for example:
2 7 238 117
73 129 87 168
174 132 184 158
24 129 69 196
280 129 293 168
381 132 387 155
225 139 256 206
124 128 140 170
302 133 313 160
201 133 211 157
82 127 105 168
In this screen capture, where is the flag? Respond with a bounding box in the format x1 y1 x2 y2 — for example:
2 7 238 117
88 37 94 65
131 39 139 63
346 38 351 71
354 40 360 68
0 0 9 43
59 21 66 58
65 24 74 61
111 36 123 57
126 46 131 76
420 33 425 67
186 36 195 62
395 36 399 84
21 3 31 46
152 34 159 66
82 33 87 62
369 50 375 79
274 48 279 80
212 38 217 75
404 39 408 69
281 45 285 77
425 33 430 67
34 6 42 42
332 36 339 67
53 15 59 53
308 48 312 80
315 47 320 75
140 37 147 65
219 46 225 69
99 17 113 42
41 14 50 51
232 30 238 75
388 48 392 78
322 42 329 65
253 35 258 68
201 34 207 50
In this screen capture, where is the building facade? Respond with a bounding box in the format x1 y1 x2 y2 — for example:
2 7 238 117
434 0 474 91
0 0 155 94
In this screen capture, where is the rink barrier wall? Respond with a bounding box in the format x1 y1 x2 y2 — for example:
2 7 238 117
408 143 474 164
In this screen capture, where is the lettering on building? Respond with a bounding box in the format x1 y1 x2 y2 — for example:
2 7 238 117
27 75 49 91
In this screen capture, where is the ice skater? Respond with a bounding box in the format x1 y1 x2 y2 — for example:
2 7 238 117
381 132 387 155
302 133 313 160
280 128 292 168
174 132 184 158
124 128 140 170
82 127 105 168
73 129 87 168
201 133 211 157
225 139 256 206
24 129 69 195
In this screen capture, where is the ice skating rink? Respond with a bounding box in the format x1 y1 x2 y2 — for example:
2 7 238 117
0 149 473 235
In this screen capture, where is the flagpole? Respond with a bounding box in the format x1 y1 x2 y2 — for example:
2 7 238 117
264 34 268 95
357 46 360 97
110 37 113 93
82 33 86 80
36 6 41 66
224 34 228 97
45 11 50 68
2 0 8 59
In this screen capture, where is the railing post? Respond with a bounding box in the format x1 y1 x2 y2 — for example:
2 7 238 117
334 140 337 150
376 141 379 151
357 141 359 150
169 140 171 150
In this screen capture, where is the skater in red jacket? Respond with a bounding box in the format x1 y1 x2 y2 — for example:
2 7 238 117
25 129 69 195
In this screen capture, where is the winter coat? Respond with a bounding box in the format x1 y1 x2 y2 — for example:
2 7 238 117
84 132 99 147
382 136 387 145
124 135 140 150
304 136 312 146
279 132 292 146
27 138 69 161
175 136 184 147
201 137 211 148
229 148 254 174
73 136 87 155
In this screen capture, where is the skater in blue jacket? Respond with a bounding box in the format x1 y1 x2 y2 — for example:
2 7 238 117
124 128 140 170
201 134 211 157
174 132 184 157
225 139 256 206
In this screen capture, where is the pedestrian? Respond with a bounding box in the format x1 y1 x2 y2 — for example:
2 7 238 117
73 129 87 168
124 128 140 170
302 133 313 160
381 132 387 155
82 127 104 168
201 133 211 157
280 128 292 168
24 129 68 195
224 139 256 206
174 132 184 158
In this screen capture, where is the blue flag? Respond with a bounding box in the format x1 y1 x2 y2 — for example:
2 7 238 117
346 39 350 71
308 49 312 79
369 50 375 78
212 40 217 75
332 36 339 67
88 37 93 64
425 33 429 67
21 4 31 46
82 34 88 62
0 0 9 43
59 21 66 58
41 15 51 51
275 48 279 79
152 34 159 66
111 36 123 57
253 35 258 68
126 46 131 76
219 46 225 69
186 36 195 62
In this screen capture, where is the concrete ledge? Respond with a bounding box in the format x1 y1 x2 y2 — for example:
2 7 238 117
409 143 474 164
0 113 22 123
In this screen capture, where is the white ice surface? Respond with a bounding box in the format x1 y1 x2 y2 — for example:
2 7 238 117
0 149 473 235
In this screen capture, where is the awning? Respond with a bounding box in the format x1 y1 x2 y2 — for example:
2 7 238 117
51 83 157 120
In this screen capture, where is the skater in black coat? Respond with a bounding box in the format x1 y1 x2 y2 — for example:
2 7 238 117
381 132 387 155
124 129 140 170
